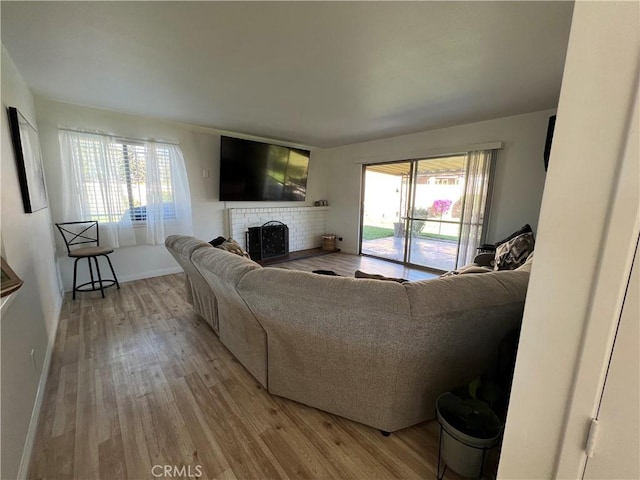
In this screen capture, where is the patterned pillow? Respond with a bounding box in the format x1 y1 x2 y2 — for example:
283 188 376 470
494 232 535 271
216 238 250 258
496 224 532 247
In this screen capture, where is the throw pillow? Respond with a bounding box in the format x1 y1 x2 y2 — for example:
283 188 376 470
515 252 535 271
209 236 226 247
355 270 408 283
494 232 535 271
216 238 250 258
441 265 493 277
495 224 533 247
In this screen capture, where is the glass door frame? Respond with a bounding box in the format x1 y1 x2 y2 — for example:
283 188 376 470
358 159 415 266
359 153 468 272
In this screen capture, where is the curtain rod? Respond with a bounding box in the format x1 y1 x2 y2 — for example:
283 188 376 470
352 141 504 165
57 127 180 146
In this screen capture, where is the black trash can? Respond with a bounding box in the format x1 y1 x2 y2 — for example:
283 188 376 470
435 392 503 479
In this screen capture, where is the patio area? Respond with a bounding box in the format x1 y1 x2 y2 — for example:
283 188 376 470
362 235 458 271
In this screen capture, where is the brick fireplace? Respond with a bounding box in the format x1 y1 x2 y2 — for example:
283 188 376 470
227 206 329 252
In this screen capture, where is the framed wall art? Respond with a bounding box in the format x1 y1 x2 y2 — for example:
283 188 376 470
7 106 48 213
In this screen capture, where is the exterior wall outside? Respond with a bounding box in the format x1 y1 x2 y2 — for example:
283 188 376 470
0 45 64 479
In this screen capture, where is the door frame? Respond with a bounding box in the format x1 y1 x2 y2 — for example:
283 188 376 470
358 158 415 266
498 2 639 476
358 154 470 272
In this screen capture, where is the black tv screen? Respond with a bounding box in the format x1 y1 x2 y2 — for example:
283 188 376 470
219 136 310 201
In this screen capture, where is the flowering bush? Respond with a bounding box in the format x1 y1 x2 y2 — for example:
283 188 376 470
431 199 452 217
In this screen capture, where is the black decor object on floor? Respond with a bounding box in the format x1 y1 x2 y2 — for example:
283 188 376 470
312 270 340 276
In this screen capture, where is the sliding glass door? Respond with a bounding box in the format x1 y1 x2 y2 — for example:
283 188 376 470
361 161 412 262
406 155 466 270
360 154 475 272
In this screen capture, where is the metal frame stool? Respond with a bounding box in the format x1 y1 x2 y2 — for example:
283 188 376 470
56 221 120 299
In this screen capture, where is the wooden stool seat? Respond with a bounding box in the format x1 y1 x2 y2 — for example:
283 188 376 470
68 246 114 257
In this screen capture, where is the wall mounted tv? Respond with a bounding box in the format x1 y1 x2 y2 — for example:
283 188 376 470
219 136 310 201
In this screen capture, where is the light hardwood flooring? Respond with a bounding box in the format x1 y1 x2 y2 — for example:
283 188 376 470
29 254 469 480
272 252 439 281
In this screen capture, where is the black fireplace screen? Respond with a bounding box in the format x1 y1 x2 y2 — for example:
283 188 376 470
246 221 289 261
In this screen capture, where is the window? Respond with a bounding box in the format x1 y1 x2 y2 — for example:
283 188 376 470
115 142 177 222
59 130 192 247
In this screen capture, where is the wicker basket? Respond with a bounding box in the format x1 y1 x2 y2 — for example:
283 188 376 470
321 234 337 251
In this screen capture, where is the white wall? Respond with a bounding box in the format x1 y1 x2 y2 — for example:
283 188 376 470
34 99 328 290
321 109 554 254
499 1 639 478
0 46 64 479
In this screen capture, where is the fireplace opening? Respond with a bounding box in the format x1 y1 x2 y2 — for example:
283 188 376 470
246 221 289 261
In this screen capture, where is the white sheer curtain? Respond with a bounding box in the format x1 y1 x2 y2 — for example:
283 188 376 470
59 130 192 249
144 142 192 245
456 149 495 267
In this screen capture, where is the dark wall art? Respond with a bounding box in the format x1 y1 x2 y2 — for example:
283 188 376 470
7 106 48 213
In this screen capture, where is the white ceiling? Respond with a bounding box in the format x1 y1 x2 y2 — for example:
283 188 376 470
1 1 574 148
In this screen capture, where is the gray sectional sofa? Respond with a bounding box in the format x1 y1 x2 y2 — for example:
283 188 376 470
165 235 531 432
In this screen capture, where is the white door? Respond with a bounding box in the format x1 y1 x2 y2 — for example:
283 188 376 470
583 237 639 479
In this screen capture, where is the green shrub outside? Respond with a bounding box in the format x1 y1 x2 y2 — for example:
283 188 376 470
362 225 457 242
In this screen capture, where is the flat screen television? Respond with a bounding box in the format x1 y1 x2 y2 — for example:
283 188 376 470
219 136 310 201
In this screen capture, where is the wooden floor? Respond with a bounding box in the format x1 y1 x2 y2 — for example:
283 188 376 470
272 251 439 281
29 254 469 480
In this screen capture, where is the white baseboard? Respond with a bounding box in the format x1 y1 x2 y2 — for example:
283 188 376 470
17 289 64 479
61 266 184 292
116 266 183 284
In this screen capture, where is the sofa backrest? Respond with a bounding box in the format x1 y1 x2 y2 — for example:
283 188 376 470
238 265 530 431
165 235 219 328
238 267 413 429
191 246 268 387
399 268 530 424
166 235 212 268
